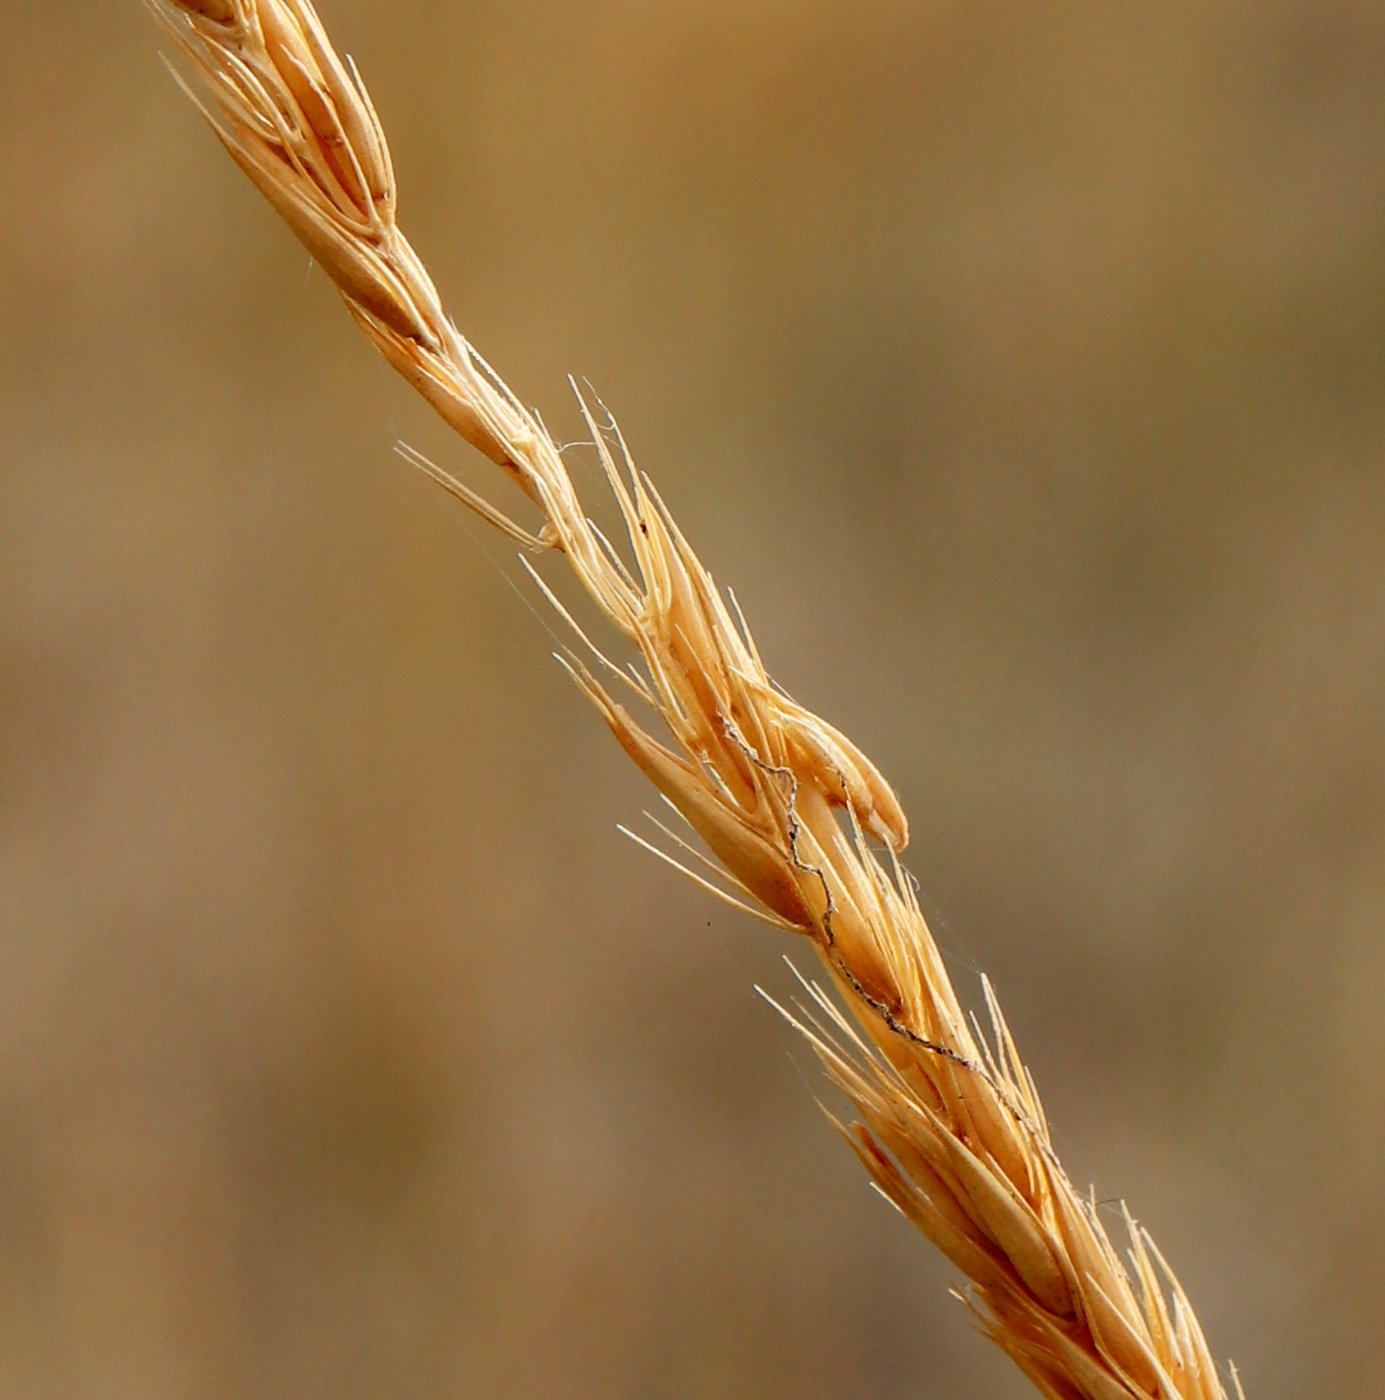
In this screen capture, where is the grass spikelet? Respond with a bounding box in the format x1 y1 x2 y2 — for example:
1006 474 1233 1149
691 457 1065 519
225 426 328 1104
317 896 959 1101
147 3 1242 1395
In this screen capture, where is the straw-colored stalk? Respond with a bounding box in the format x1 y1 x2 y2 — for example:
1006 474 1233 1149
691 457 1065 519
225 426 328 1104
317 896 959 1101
147 3 1243 1396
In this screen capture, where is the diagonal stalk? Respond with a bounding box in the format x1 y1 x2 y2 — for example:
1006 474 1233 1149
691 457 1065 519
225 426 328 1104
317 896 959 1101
147 4 1243 1396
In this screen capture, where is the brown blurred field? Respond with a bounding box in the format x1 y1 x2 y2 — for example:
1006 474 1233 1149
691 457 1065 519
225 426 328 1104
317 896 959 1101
4 3 1385 1397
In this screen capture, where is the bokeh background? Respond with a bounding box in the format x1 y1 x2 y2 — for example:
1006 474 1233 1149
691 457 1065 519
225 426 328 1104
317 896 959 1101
4 3 1385 1396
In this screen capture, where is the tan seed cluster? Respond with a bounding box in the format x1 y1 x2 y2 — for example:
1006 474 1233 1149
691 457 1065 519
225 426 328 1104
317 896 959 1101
148 4 1243 1396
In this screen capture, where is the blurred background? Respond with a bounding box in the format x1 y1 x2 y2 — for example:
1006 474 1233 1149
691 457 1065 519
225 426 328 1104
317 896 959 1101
4 2 1385 1396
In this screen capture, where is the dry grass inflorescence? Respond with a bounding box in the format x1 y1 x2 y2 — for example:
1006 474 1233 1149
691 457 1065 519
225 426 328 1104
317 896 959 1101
147 2 1244 1396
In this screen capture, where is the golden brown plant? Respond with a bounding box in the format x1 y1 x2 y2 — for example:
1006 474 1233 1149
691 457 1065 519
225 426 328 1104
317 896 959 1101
147 3 1243 1396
